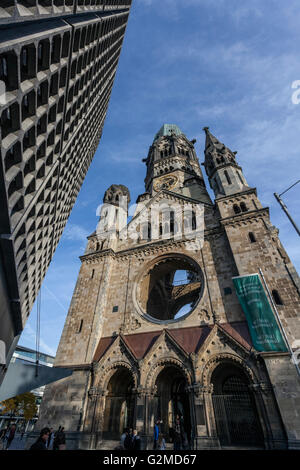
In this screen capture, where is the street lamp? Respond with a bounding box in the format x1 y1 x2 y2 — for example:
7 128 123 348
274 180 300 236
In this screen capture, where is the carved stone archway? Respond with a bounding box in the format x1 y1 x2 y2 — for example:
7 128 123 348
200 353 269 448
143 358 194 447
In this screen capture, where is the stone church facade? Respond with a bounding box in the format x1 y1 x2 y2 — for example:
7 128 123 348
36 124 300 449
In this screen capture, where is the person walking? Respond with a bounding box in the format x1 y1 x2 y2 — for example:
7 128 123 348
153 420 160 450
58 427 66 450
30 428 51 450
52 426 61 450
132 430 141 450
6 424 16 450
47 428 54 449
173 415 182 451
0 428 7 450
124 429 132 450
120 428 127 449
157 434 166 450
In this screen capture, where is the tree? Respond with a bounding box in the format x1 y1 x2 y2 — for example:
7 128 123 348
21 393 38 422
0 392 38 427
0 396 19 427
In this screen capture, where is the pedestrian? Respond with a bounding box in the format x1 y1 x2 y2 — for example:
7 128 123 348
173 415 182 451
6 424 16 449
153 420 160 450
47 428 54 449
132 430 141 450
58 427 66 450
182 431 189 450
157 433 166 450
52 426 61 450
124 429 132 450
120 428 127 449
0 428 7 450
30 428 51 450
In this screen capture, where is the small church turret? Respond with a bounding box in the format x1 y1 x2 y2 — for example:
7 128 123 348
97 184 130 243
203 127 249 198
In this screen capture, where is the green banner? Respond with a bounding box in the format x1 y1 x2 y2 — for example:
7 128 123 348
233 274 287 352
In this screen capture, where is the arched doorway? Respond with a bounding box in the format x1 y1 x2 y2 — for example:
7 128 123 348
103 367 134 439
211 363 264 447
154 366 192 447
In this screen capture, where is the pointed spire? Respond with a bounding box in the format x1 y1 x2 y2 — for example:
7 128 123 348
203 127 229 153
202 127 249 197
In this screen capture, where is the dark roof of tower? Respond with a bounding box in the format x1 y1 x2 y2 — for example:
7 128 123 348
203 126 226 151
154 124 183 141
203 126 236 156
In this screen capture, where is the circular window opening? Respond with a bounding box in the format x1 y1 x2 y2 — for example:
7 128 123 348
137 256 203 322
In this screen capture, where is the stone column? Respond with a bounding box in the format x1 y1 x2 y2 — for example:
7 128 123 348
132 386 146 433
82 387 100 449
93 388 109 448
144 387 157 449
187 383 220 449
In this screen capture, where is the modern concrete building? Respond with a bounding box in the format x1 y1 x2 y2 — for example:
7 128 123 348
35 125 300 449
0 0 132 384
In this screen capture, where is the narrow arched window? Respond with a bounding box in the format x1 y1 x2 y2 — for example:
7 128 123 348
159 224 162 236
160 151 163 158
272 290 283 306
148 222 151 240
249 232 256 243
237 171 244 184
233 204 241 214
240 202 248 212
192 211 196 230
170 211 175 234
77 319 83 334
142 224 148 240
224 170 231 185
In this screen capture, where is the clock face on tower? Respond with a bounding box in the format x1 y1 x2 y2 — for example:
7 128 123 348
153 175 178 192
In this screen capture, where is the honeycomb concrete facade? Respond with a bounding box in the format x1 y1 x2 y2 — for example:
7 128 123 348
0 0 132 383
35 125 300 450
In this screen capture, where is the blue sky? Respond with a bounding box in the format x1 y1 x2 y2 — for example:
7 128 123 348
20 0 300 356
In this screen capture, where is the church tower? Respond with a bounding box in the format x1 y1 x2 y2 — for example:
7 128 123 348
203 126 249 198
35 124 300 450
